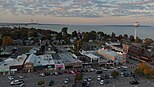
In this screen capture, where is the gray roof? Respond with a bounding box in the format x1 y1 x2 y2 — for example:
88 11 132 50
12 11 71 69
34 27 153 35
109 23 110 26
25 54 37 63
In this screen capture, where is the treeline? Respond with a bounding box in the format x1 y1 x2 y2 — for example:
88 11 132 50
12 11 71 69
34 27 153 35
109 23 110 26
0 27 57 40
0 27 153 49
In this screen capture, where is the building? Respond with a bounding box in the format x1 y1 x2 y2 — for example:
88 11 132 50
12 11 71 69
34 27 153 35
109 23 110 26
0 58 14 75
24 54 37 73
97 48 123 66
10 54 27 73
58 53 82 69
80 50 99 63
125 43 154 65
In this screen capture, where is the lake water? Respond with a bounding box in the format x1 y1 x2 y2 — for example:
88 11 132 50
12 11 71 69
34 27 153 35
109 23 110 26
1 24 154 40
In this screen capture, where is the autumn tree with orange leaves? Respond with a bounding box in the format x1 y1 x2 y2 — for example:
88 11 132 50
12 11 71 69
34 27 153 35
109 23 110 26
2 36 13 46
135 62 154 77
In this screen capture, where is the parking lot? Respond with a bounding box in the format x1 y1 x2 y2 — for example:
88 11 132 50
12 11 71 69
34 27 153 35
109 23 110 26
0 68 154 87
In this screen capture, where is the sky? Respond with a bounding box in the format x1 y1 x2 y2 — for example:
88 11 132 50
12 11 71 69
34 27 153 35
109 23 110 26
0 0 154 25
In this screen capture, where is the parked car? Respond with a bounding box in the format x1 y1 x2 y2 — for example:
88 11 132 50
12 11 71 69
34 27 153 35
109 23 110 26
96 70 102 74
121 66 128 69
83 77 88 82
17 83 25 87
55 72 59 75
49 80 54 86
104 75 109 79
8 76 14 80
130 80 139 85
66 70 71 74
64 77 70 84
100 80 104 85
11 80 24 86
19 75 24 79
70 70 75 74
97 75 101 81
39 73 45 77
88 76 92 81
44 72 50 76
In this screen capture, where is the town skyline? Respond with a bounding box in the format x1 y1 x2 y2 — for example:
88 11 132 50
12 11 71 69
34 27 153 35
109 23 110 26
0 0 154 25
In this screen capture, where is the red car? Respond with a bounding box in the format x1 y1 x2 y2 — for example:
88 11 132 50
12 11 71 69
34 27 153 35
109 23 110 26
66 70 71 74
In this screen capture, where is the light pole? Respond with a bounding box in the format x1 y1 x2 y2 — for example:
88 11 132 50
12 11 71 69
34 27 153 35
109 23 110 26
134 21 139 40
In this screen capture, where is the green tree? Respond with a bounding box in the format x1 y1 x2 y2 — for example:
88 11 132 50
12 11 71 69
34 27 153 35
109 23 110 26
82 32 90 42
129 35 135 42
56 33 62 42
72 31 78 38
97 32 104 37
143 38 153 47
123 34 128 39
2 36 13 46
38 80 45 87
111 70 119 78
135 37 143 43
74 39 83 51
118 34 123 40
89 31 97 41
61 27 68 36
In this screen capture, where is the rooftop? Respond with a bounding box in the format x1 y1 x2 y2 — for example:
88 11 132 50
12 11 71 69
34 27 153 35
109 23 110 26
58 52 81 64
11 54 27 66
34 54 55 66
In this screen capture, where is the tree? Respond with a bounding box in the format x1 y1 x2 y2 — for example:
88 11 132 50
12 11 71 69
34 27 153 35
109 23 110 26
89 31 97 41
135 37 143 43
61 27 68 36
118 34 123 40
111 70 119 78
28 31 39 37
135 63 151 76
38 80 45 87
72 31 78 38
82 32 89 42
143 38 153 47
129 35 135 42
56 33 62 42
2 36 13 46
97 32 104 36
123 34 128 39
74 39 83 51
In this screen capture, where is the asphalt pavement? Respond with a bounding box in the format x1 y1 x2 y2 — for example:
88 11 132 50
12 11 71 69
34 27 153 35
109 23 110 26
0 70 154 87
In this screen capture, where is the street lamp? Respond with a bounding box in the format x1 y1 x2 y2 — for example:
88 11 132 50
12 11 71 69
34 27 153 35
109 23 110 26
134 21 139 40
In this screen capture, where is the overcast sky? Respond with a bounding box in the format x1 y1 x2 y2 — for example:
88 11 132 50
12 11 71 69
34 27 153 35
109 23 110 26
0 0 154 25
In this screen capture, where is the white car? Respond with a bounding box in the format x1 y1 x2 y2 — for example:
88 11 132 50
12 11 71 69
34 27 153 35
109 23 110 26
11 80 23 86
121 72 124 77
121 66 128 69
19 75 24 79
117 66 121 69
97 75 101 81
90 68 94 72
64 79 69 84
88 76 92 81
39 73 45 77
16 83 24 87
100 80 104 85
70 70 74 74
8 76 14 80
